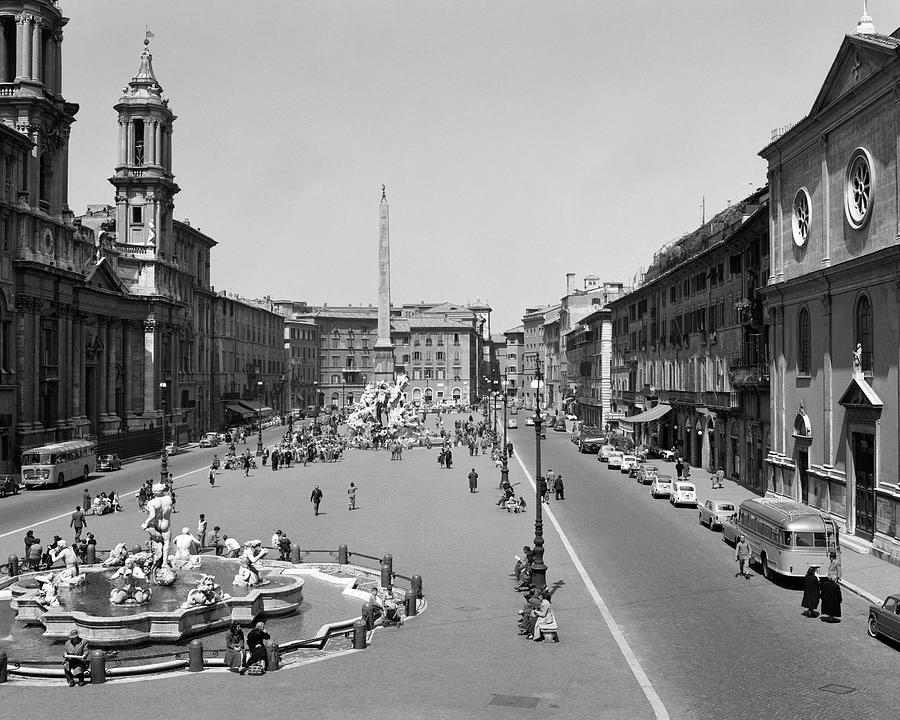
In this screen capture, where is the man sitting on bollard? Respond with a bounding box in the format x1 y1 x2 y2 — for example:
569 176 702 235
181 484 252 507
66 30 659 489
239 621 270 675
63 628 89 686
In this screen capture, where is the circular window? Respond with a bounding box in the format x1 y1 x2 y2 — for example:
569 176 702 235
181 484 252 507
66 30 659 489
845 147 874 230
791 188 810 247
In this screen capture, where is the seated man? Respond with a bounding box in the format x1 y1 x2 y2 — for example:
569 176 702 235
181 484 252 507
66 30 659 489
382 592 402 626
518 586 541 635
239 621 270 675
514 564 533 592
63 628 89 687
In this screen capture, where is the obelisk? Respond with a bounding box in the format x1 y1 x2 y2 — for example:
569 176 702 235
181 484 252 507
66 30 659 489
373 185 395 383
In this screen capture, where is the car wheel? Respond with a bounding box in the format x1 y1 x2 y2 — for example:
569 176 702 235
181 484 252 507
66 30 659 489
57 473 64 488
83 465 90 481
867 615 879 638
760 552 770 580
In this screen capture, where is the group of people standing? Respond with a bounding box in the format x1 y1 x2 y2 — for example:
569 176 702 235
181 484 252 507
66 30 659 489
800 556 843 622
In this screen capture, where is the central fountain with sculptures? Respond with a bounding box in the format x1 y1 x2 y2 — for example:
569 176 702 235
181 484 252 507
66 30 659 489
9 483 304 647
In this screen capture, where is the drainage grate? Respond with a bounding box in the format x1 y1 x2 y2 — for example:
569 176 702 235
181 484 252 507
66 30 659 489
819 684 857 695
489 695 540 709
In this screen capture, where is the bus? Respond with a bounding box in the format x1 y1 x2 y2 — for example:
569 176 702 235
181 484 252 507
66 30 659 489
21 440 97 488
734 495 841 580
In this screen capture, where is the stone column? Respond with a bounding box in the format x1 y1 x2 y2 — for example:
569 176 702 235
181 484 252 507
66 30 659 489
14 15 24 80
106 320 117 417
97 317 108 420
43 32 54 93
117 119 127 166
154 121 162 166
56 311 66 427
126 120 134 165
14 298 28 430
30 16 40 84
54 29 61 94
71 315 82 418
64 312 73 422
821 295 832 464
820 134 830 268
0 20 8 83
32 307 40 427
147 119 156 166
144 320 157 414
21 15 31 80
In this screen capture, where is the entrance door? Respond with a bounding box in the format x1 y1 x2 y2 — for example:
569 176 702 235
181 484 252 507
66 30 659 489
853 432 876 540
798 450 809 505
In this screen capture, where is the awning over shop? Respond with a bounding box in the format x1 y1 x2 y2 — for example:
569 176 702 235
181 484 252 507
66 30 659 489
620 403 672 424
235 400 274 414
225 403 254 418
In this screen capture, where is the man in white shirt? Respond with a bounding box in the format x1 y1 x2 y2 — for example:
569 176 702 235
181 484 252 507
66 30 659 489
221 535 241 558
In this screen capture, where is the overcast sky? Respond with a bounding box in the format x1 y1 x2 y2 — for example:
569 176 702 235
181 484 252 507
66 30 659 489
63 1 900 332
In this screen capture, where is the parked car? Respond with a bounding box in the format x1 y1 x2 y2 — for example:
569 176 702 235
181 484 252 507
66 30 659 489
867 595 900 643
698 500 737 530
98 454 122 472
620 454 639 474
580 434 606 454
598 445 616 462
721 513 741 544
650 474 673 498
657 448 677 462
670 481 698 507
607 451 624 470
507 418 519 429
553 419 567 432
525 416 535 426
199 432 220 448
636 464 660 485
0 475 19 497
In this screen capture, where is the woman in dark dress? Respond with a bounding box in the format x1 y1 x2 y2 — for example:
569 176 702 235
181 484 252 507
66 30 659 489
801 566 821 617
819 573 842 623
224 621 245 671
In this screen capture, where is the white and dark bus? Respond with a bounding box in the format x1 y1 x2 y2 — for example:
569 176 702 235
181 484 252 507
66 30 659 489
21 440 97 488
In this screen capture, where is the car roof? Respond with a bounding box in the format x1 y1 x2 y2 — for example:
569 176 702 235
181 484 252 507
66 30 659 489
656 474 673 480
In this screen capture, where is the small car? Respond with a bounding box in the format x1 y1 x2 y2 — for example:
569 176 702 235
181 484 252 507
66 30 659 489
620 454 639 474
636 464 659 485
607 451 624 470
580 435 606 454
598 445 616 462
721 514 741 544
650 474 673 498
699 500 737 530
525 416 535 426
0 475 19 497
199 432 220 448
670 481 697 507
657 449 677 462
553 420 567 432
98 454 122 472
867 595 900 643
507 418 519 429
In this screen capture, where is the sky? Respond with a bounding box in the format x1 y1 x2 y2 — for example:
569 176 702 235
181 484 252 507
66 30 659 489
62 1 900 332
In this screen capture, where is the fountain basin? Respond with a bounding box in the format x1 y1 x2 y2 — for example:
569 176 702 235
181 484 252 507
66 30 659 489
10 557 303 647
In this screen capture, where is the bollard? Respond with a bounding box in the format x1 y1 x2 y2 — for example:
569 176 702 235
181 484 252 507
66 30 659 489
338 544 348 564
380 554 393 589
86 544 96 565
290 543 300 564
352 619 367 649
0 650 7 683
362 602 375 631
89 649 106 684
188 639 204 672
411 574 423 599
406 591 417 617
266 639 280 671
6 555 18 577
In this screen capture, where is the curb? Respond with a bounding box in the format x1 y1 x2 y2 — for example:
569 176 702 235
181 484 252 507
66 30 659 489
838 578 880 605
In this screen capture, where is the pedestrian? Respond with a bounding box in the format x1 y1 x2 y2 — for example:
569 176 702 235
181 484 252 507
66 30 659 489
347 482 357 511
827 551 842 581
209 465 217 487
675 458 684 480
734 534 752 578
27 537 43 570
243 453 251 477
438 449 445 468
801 566 821 617
553 473 565 500
445 448 453 469
714 468 725 489
209 526 222 556
819 572 842 623
198 514 208 551
468 468 478 493
24 530 38 560
310 485 323 516
70 506 86 541
506 441 513 458
544 469 555 503
82 488 91 513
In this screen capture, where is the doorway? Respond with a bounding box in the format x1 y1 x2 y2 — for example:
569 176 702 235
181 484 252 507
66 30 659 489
797 449 809 505
852 432 876 540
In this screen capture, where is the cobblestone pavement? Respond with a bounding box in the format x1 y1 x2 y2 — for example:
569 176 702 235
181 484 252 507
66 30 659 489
0 416 657 720
522 426 900 720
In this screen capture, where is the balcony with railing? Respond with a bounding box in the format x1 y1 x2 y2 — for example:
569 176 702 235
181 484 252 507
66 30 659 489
728 363 769 389
702 390 739 410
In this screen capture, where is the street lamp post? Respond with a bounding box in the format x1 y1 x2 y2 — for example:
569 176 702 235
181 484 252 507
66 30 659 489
500 378 509 487
341 379 346 418
159 381 168 484
313 381 319 412
256 380 263 456
531 362 547 590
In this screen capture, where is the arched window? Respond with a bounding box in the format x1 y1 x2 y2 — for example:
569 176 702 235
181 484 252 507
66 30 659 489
856 294 873 373
797 307 810 375
452 387 461 400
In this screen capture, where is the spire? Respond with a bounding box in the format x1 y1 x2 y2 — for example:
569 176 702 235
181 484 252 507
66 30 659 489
856 0 875 34
381 184 387 203
127 30 163 97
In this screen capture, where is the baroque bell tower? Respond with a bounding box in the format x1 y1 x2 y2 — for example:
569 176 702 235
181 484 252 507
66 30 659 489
109 33 179 296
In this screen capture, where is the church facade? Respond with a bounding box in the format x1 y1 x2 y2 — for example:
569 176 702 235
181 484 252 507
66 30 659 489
759 13 900 560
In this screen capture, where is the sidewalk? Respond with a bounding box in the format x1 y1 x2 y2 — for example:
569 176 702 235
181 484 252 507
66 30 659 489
653 457 897 606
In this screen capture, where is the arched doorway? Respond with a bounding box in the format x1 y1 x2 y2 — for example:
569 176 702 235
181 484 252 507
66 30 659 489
424 388 433 403
412 387 422 404
452 387 461 401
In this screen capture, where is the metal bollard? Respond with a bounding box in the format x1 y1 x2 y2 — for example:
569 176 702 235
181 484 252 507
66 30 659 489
86 545 96 565
352 619 367 649
6 555 18 577
411 574 423 599
406 591 417 617
380 554 393 589
89 649 106 684
338 544 348 564
362 602 375 631
290 544 300 564
0 650 7 683
188 639 204 672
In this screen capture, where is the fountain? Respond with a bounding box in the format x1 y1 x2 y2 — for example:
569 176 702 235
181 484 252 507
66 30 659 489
9 482 303 647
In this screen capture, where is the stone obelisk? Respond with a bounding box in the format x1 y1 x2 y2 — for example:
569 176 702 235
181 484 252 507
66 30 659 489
374 185 395 383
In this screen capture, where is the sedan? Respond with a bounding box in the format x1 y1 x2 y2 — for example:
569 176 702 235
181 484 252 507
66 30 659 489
699 500 737 530
636 464 659 485
553 421 567 432
0 475 19 497
670 481 698 507
620 454 639 474
607 452 624 470
98 454 122 472
598 445 616 462
721 514 741 544
868 595 900 644
650 474 673 498
507 418 519 429
525 416 535 426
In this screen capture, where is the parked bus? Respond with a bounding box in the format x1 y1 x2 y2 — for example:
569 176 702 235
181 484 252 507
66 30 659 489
735 495 840 580
21 440 97 488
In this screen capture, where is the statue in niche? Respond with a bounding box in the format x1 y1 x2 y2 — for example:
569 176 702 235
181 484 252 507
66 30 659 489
852 343 863 377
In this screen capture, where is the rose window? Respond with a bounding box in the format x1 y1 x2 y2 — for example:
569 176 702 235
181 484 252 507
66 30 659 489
845 148 874 230
791 188 810 247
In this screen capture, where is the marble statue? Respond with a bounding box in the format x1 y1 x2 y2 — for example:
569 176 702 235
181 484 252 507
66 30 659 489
182 574 230 608
33 574 60 608
109 568 152 605
141 483 174 572
49 541 86 586
171 528 201 569
853 343 863 376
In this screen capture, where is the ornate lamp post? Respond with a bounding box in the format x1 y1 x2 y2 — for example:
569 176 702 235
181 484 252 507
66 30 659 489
313 380 319 412
500 378 509 487
159 381 168 484
341 379 346 418
531 361 547 589
256 380 263 456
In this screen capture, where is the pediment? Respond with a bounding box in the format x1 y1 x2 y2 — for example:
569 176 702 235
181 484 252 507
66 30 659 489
83 257 129 294
838 375 883 409
810 36 898 116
